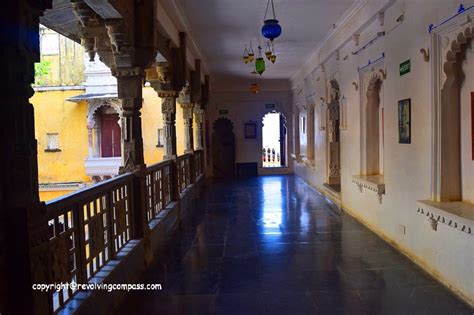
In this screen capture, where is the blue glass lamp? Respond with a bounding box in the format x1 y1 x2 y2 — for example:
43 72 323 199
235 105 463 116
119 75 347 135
262 0 282 41
262 19 282 41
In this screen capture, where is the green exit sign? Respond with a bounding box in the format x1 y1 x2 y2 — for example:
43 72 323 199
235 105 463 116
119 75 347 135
265 103 275 109
219 109 228 115
399 59 411 76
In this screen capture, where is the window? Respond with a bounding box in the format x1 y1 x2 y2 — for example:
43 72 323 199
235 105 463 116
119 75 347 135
302 116 306 134
157 128 164 147
45 133 60 152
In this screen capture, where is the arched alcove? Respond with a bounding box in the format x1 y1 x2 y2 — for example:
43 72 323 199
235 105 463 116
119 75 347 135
365 75 384 176
437 26 474 202
326 80 341 186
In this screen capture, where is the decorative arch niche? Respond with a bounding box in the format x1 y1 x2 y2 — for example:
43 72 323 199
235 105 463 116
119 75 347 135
87 98 123 128
431 24 474 202
359 65 385 176
326 80 341 185
352 59 386 203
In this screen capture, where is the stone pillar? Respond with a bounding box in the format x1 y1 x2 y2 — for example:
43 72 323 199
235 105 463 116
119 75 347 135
111 68 151 265
148 62 178 160
0 1 53 314
194 104 204 150
160 93 178 160
178 82 194 154
87 123 94 158
93 126 100 157
114 68 146 172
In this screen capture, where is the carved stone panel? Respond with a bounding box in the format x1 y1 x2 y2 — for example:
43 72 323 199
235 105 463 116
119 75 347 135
115 198 127 236
50 235 70 283
88 215 105 257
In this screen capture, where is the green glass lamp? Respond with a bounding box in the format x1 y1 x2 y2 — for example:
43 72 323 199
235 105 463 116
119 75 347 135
255 57 265 75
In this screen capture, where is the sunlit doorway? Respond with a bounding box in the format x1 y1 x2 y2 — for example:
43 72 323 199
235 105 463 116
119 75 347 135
262 112 287 168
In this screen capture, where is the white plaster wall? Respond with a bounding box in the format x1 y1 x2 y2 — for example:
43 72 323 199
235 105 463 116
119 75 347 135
209 80 293 175
291 0 474 305
461 42 474 204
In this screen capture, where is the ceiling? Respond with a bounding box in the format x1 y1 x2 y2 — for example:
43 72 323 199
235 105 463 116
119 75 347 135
179 0 356 80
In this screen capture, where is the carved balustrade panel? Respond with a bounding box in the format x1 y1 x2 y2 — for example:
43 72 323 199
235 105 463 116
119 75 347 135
44 173 134 313
144 160 173 222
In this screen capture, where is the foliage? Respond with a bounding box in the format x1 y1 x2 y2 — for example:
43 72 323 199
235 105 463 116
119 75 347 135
34 60 52 86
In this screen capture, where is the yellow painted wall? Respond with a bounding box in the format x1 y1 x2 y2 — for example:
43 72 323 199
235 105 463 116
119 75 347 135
176 104 185 155
32 87 187 202
31 89 90 186
142 87 165 165
39 190 75 202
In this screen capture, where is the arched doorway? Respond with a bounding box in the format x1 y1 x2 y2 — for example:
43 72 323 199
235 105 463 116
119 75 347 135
212 118 235 177
326 80 342 189
262 112 287 168
86 99 123 182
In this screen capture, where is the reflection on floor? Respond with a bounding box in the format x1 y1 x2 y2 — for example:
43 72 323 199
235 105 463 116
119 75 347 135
117 175 472 314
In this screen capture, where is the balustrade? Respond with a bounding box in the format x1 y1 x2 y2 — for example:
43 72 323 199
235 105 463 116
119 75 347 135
144 160 173 223
45 173 134 312
43 151 204 313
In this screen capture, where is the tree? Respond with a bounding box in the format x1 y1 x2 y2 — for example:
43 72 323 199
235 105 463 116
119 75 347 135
34 59 52 86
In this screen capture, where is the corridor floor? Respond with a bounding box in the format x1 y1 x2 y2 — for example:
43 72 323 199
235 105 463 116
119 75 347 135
117 175 473 315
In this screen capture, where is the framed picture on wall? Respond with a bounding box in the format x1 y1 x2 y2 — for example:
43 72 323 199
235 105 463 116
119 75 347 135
244 122 257 140
398 98 411 144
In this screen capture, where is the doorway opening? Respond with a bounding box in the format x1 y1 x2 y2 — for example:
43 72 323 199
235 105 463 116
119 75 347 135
262 112 287 168
212 118 235 177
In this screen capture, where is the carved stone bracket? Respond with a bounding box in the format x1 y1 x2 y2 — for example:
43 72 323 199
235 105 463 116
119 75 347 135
178 81 192 106
352 175 385 204
416 201 474 235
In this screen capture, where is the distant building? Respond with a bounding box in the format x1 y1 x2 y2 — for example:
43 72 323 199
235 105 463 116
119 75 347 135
31 26 188 201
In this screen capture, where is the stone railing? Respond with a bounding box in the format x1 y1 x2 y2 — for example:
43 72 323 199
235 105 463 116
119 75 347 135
177 153 193 194
45 173 135 312
144 160 173 223
194 149 204 179
42 150 205 313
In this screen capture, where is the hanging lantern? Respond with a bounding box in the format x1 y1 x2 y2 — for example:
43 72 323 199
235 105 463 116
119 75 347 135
265 42 272 60
250 83 260 94
262 0 282 41
255 45 265 75
242 45 250 64
255 58 265 75
248 41 255 62
270 41 277 63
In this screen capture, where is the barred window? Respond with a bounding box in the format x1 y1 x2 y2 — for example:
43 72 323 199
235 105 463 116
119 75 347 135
46 133 60 151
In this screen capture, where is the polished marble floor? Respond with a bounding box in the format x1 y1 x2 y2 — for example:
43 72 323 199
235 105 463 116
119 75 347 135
117 175 473 315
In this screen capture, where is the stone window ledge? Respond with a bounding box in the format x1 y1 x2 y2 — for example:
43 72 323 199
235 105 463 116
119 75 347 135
352 175 385 203
416 200 474 235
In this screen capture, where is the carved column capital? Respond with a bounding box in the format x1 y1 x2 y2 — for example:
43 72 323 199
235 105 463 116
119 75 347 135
162 96 177 114
178 81 192 106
